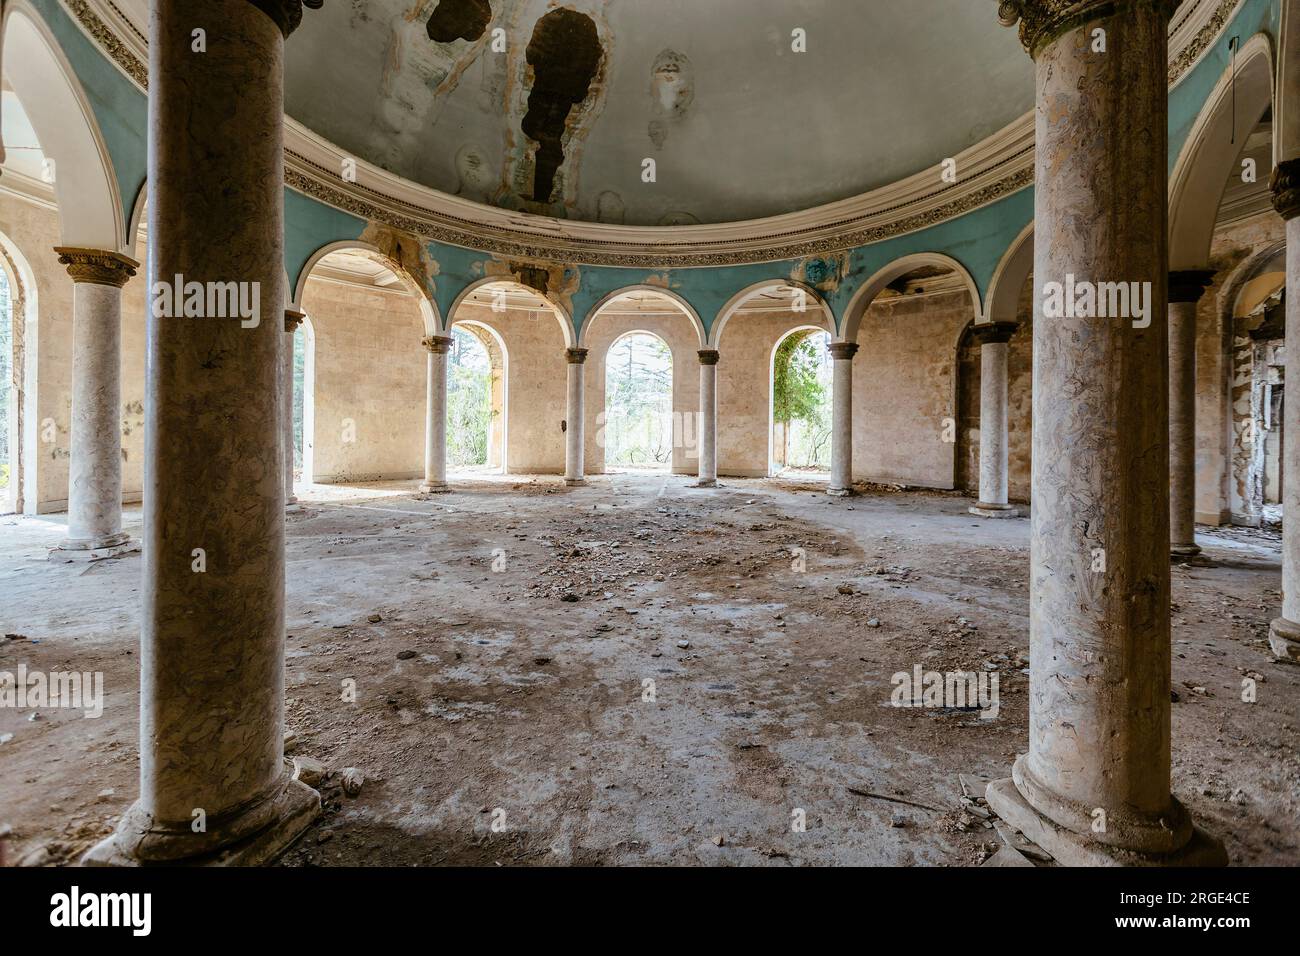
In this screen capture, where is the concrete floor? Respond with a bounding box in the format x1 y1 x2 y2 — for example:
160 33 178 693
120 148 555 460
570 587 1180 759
1 474 1297 866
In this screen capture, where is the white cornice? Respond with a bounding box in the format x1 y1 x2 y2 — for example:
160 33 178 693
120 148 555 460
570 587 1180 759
60 0 1247 268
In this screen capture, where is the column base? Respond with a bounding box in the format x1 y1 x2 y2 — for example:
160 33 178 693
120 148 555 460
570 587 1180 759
82 773 320 867
418 481 449 494
985 777 1226 867
969 503 1019 518
1170 542 1202 557
1268 616 1300 662
692 478 717 488
826 487 852 498
564 477 586 486
49 534 140 563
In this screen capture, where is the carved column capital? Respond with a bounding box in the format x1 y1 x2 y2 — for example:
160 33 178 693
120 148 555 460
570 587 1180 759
827 341 859 361
248 0 324 38
565 347 589 365
1167 270 1215 304
284 308 306 333
422 334 453 354
53 247 139 288
997 0 1178 58
969 320 1019 346
1270 158 1300 222
697 349 720 366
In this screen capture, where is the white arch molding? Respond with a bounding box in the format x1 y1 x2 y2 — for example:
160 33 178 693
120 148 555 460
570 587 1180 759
2 2 125 252
839 252 982 343
579 285 705 349
710 279 835 349
449 318 510 475
293 239 441 335
446 276 573 349
1169 32 1274 270
983 221 1035 325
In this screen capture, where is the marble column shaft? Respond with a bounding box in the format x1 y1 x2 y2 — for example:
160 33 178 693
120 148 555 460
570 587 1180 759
564 348 587 485
420 334 452 493
1268 160 1300 660
86 0 319 865
987 0 1223 865
53 248 137 554
283 309 304 507
697 349 719 486
1168 271 1214 555
827 341 857 495
969 322 1018 517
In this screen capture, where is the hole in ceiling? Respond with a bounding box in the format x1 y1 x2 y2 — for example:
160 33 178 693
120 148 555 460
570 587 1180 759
426 0 492 43
522 8 602 204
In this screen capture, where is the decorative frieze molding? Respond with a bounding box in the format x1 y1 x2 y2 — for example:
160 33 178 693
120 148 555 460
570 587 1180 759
57 0 1250 268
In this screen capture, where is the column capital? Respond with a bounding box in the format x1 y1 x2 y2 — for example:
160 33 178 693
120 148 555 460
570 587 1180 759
997 0 1178 58
284 308 306 334
565 347 589 364
421 334 453 354
827 341 859 360
1168 269 1215 304
248 0 325 39
1270 158 1300 222
969 320 1018 346
697 349 720 366
53 247 138 288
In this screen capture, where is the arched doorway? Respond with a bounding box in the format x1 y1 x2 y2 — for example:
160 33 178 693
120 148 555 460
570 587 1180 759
603 331 673 472
447 321 507 474
769 327 833 478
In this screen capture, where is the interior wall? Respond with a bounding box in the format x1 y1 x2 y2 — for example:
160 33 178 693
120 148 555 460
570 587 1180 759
583 313 698 475
851 289 974 489
0 192 146 514
302 278 425 482
452 303 567 474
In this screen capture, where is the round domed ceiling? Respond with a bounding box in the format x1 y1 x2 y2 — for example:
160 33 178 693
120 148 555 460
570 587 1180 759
284 0 1032 227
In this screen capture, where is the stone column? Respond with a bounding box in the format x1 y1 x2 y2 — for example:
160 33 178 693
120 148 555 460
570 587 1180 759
968 321 1019 518
283 308 305 510
1268 159 1300 660
420 334 452 493
50 248 139 561
1168 271 1214 555
564 347 587 485
84 0 321 867
827 341 857 495
696 349 719 487
986 0 1224 865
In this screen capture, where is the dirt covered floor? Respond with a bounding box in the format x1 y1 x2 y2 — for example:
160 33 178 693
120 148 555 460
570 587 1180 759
1 474 1298 866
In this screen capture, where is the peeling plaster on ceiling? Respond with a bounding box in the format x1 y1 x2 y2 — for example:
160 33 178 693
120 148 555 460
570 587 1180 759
283 0 1033 227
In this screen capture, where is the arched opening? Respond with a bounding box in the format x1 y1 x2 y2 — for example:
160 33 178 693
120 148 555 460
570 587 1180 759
769 327 832 479
447 321 507 475
603 331 673 473
295 246 430 487
0 264 12 513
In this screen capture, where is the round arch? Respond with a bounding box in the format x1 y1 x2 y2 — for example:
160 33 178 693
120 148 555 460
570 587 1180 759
767 323 833 478
1169 32 1273 270
602 328 676 472
0 229 37 514
448 317 509 474
293 240 441 335
580 285 705 348
840 252 982 343
3 2 125 251
710 280 834 348
447 276 573 348
982 222 1035 324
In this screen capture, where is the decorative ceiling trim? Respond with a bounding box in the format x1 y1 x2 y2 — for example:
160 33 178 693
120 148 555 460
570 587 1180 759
58 0 1248 268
